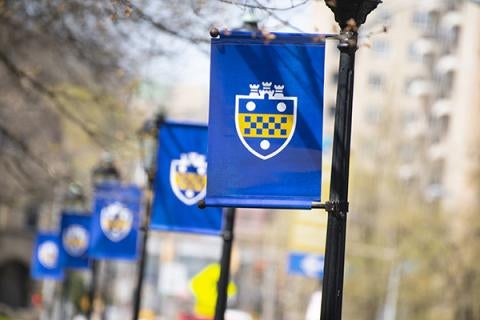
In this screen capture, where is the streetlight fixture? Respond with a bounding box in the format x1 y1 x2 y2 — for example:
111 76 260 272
138 114 164 180
132 113 164 320
91 153 121 185
88 154 121 320
64 183 86 211
320 1 381 320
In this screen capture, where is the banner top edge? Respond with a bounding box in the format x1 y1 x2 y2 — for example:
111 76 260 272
163 120 208 129
213 30 330 44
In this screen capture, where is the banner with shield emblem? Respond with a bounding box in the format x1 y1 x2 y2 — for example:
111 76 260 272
89 183 142 260
31 232 64 280
206 31 325 209
60 212 91 269
150 122 223 235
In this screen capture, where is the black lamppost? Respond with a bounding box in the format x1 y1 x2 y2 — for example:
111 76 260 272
61 183 87 320
212 14 260 320
88 154 121 320
132 113 164 320
320 1 381 320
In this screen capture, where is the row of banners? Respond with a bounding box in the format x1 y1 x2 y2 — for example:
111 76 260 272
32 31 326 279
32 124 223 279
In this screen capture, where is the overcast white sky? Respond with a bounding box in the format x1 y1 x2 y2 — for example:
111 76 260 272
140 2 316 89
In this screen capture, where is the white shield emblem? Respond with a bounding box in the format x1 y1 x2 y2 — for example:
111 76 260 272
63 225 89 257
38 241 59 269
235 82 297 160
170 152 207 205
100 202 133 242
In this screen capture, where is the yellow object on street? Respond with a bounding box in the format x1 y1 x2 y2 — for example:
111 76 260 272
138 309 155 320
190 263 237 318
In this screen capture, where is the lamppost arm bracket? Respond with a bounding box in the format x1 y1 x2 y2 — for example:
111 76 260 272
312 200 349 214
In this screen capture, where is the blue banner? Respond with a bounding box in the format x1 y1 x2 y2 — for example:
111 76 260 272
151 122 223 235
90 183 142 260
60 212 91 269
287 252 324 279
205 31 325 209
31 232 64 280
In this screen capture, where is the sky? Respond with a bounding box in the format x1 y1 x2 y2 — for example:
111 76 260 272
140 1 316 89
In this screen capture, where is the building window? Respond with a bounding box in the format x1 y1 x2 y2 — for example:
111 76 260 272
412 10 439 36
444 25 461 50
438 71 455 99
412 11 430 29
372 39 390 57
368 73 385 90
365 105 381 125
407 43 422 62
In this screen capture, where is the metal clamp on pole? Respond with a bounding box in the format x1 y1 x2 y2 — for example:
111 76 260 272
337 30 358 51
325 200 349 214
197 199 206 209
312 201 349 213
222 229 233 241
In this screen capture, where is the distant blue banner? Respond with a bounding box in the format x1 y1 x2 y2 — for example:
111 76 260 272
205 31 325 209
60 212 91 269
287 252 324 279
151 122 223 235
90 183 142 260
31 232 64 280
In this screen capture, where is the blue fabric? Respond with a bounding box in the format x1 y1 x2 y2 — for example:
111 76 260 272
151 122 223 235
206 31 325 209
31 232 64 280
60 212 91 269
89 183 142 260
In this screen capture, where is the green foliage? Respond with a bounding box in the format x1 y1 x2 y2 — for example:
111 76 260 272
343 155 480 320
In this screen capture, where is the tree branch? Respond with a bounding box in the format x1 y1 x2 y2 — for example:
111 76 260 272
0 50 116 149
218 0 310 11
0 123 52 174
118 0 209 45
252 0 306 32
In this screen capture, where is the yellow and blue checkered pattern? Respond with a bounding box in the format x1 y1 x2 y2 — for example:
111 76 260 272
175 172 206 192
238 113 293 138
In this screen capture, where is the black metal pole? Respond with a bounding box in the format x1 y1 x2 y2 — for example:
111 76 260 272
320 30 357 320
88 158 121 320
59 275 66 320
132 114 163 320
87 261 98 320
131 186 153 320
214 207 236 320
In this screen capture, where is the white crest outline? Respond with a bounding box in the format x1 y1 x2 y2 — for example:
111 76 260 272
63 224 89 257
235 92 297 160
170 153 207 206
100 202 133 242
38 241 59 269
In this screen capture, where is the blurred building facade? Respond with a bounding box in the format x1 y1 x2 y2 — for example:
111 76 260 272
0 206 34 309
315 0 480 211
312 0 480 318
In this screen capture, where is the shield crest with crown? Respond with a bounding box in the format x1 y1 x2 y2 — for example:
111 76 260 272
100 202 133 242
235 82 297 160
63 225 89 257
38 241 59 269
170 152 207 205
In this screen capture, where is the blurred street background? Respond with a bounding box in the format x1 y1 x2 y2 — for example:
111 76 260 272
0 0 479 319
